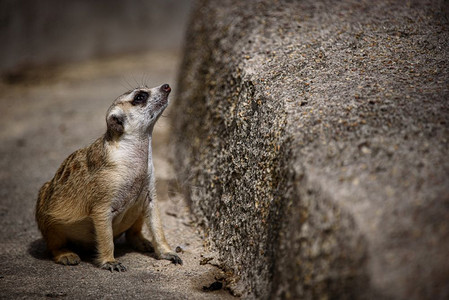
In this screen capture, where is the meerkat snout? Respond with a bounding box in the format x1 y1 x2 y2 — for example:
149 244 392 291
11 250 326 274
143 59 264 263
161 83 171 93
36 83 182 271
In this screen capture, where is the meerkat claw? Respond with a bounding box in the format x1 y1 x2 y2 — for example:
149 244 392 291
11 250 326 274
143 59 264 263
101 261 127 272
172 255 183 265
161 252 183 265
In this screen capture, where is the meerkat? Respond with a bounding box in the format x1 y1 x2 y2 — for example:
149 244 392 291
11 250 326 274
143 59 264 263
35 83 182 271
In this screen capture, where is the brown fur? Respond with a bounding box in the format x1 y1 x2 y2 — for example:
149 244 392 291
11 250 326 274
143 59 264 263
35 84 181 271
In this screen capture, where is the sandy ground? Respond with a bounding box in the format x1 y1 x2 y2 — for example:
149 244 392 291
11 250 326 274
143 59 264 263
0 52 233 299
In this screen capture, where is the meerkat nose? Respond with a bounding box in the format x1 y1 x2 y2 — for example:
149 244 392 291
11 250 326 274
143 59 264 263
161 84 171 93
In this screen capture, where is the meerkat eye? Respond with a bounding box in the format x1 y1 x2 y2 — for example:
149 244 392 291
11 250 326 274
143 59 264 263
132 91 149 105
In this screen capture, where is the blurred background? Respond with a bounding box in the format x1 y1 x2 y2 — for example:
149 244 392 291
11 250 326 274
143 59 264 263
0 0 193 78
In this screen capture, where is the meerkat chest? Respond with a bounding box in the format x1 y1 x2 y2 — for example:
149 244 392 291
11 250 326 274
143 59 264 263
106 137 153 232
108 149 148 206
111 196 146 237
110 174 149 236
111 170 149 212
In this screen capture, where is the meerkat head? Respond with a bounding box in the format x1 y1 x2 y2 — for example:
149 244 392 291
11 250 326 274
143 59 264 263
105 84 171 141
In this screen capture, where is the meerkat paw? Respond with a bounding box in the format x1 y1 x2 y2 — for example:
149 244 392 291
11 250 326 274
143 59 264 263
55 252 81 266
159 252 183 265
100 261 127 272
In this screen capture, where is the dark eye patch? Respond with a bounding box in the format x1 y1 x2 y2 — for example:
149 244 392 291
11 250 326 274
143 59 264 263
132 91 149 105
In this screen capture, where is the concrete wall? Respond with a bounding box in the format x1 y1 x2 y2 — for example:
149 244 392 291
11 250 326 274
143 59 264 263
0 0 192 75
172 0 449 299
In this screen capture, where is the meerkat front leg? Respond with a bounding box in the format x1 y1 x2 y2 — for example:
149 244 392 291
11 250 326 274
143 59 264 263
145 192 182 265
92 210 127 272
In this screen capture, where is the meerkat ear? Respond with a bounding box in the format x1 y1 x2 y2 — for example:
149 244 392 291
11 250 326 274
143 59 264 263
106 112 126 141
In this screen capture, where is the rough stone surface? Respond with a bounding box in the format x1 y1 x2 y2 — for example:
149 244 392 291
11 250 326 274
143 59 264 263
172 0 449 299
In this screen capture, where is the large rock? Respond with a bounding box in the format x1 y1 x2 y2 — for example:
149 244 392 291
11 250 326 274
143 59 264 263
172 0 449 298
